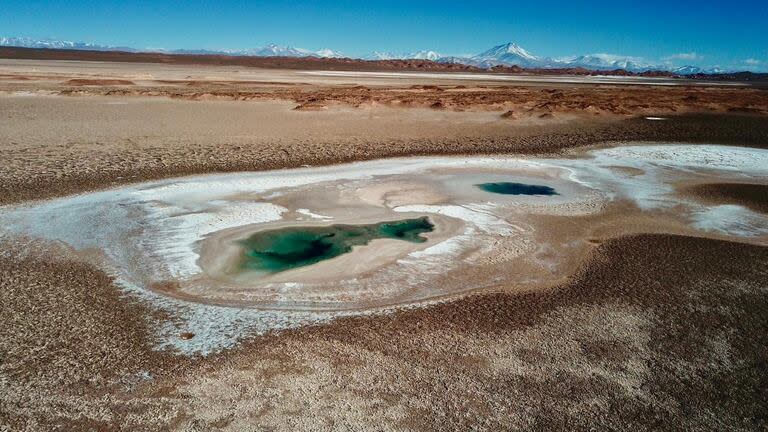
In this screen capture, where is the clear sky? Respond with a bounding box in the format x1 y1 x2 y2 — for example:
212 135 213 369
1 0 766 70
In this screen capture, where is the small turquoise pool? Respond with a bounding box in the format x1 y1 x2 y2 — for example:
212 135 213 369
238 217 434 274
476 182 558 196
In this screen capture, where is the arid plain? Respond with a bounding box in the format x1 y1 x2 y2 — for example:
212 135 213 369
1 57 767 431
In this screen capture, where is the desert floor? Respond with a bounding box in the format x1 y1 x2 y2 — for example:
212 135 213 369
1 59 767 431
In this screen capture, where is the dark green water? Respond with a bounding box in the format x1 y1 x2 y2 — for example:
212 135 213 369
476 182 558 196
238 217 434 274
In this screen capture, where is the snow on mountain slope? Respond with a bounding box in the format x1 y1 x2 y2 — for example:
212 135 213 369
0 37 340 58
240 43 313 57
558 53 654 71
0 36 739 74
434 42 553 68
475 43 539 62
410 50 442 61
366 50 442 61
0 36 135 52
315 48 344 58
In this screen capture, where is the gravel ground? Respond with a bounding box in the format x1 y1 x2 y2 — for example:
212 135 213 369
0 103 766 206
685 183 768 214
0 76 767 430
1 234 766 431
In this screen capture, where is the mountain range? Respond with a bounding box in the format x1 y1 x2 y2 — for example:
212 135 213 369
0 37 729 74
366 50 442 61
437 43 725 74
0 37 344 59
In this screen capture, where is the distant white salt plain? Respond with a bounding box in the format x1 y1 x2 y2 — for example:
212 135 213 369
299 71 748 87
1 144 767 355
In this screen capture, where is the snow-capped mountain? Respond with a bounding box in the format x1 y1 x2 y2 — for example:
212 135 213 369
437 44 713 73
410 50 442 61
366 52 401 60
366 50 442 61
0 36 135 52
470 42 544 67
559 54 652 71
0 37 342 58
672 65 704 75
670 65 725 75
235 44 344 58
445 45 662 72
315 48 344 58
0 36 745 74
238 43 313 57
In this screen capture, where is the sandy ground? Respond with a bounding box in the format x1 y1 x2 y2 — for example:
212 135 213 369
0 59 767 207
684 183 768 214
0 58 756 87
1 59 768 431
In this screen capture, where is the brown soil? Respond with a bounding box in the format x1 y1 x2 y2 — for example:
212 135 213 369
64 78 136 86
0 241 184 430
240 234 767 431
52 83 768 115
0 46 487 73
685 183 768 213
2 234 766 430
0 93 767 207
3 64 766 118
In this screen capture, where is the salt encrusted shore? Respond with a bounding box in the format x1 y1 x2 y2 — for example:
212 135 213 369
2 144 766 358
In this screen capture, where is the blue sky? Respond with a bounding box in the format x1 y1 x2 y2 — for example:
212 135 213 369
1 0 766 70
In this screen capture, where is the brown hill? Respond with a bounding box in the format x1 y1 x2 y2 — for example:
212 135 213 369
0 46 482 73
